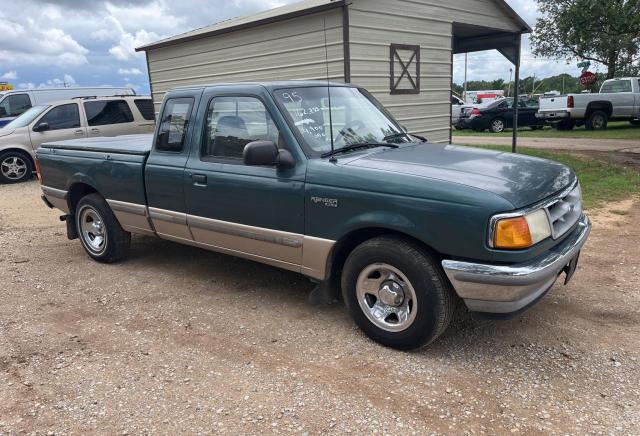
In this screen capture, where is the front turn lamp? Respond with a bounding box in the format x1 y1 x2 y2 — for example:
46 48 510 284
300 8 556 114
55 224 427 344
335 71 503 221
493 209 551 249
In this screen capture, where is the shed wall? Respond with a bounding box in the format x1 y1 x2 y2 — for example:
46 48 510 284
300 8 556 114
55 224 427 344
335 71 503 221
349 0 521 143
146 9 345 113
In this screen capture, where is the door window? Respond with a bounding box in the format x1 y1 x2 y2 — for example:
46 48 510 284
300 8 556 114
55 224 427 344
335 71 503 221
155 97 194 152
38 104 80 130
600 80 632 93
84 100 134 126
134 99 155 121
202 96 281 161
0 94 31 117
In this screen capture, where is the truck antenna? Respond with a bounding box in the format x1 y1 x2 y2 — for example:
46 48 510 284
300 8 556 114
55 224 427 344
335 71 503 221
323 16 337 162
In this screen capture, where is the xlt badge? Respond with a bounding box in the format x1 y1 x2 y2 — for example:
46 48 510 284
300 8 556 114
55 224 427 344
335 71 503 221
311 196 338 208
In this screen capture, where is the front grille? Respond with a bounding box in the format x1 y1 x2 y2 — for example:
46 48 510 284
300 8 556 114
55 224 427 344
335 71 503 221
546 183 582 239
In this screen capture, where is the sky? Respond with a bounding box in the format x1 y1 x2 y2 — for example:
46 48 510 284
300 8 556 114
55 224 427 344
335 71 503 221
0 0 590 94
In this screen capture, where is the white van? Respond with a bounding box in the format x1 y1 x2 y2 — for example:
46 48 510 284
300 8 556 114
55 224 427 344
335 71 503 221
0 87 135 127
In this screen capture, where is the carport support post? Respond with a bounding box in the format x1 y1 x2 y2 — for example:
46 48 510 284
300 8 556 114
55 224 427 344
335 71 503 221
511 34 521 153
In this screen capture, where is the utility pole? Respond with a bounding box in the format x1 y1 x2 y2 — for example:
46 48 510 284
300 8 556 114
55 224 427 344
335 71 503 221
562 75 565 94
508 68 513 97
463 53 468 103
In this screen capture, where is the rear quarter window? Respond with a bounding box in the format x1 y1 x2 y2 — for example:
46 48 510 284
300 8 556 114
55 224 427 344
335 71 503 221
84 100 134 126
133 99 155 121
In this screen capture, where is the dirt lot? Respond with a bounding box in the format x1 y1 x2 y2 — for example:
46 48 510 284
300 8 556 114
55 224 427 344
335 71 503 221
1 181 639 435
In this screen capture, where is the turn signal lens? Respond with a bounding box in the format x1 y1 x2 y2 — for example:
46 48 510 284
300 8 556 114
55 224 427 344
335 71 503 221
494 216 532 249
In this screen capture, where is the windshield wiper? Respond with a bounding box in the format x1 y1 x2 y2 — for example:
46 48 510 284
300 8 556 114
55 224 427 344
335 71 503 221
321 142 399 158
383 132 428 143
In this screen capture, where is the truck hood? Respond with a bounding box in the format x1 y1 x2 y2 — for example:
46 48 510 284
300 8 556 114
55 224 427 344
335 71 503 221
345 143 575 209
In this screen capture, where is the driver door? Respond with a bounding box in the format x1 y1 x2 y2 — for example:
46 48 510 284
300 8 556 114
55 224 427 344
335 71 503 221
29 102 87 150
183 87 306 267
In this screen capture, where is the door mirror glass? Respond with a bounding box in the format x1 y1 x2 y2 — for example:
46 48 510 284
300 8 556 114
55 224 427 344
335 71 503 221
33 122 50 132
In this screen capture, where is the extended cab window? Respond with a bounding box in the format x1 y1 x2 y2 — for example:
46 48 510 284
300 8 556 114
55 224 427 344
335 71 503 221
84 100 134 126
202 96 281 161
155 98 194 152
38 104 80 130
0 94 31 117
600 80 632 93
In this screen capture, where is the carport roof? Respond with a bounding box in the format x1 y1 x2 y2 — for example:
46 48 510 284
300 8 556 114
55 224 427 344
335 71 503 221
136 0 531 52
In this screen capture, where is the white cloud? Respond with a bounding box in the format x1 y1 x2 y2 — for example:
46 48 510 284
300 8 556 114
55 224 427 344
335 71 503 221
118 67 143 75
109 29 159 61
18 74 77 89
1 71 17 80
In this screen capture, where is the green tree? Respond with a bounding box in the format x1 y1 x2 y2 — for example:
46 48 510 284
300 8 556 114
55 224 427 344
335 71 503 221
530 0 640 79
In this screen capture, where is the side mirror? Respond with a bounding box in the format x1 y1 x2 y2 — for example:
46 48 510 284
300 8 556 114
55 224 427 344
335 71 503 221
33 122 50 132
243 140 295 169
0 107 6 117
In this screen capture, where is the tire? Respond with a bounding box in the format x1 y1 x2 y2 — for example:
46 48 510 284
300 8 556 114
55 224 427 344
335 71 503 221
0 150 33 184
530 125 543 131
630 119 640 127
341 236 455 350
489 118 506 133
75 193 130 263
555 120 575 131
585 111 608 130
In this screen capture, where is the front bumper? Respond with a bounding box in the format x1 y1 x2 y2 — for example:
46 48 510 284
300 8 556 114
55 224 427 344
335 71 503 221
442 214 591 316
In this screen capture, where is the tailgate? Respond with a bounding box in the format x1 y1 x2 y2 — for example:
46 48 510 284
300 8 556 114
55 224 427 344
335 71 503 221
538 96 568 113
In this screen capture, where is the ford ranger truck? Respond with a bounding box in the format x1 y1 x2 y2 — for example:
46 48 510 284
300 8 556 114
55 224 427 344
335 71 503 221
36 81 591 350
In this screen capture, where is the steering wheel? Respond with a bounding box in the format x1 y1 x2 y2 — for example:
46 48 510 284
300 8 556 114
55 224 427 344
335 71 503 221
334 120 366 144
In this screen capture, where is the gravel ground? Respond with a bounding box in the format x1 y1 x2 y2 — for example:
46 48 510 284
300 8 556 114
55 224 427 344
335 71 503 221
1 181 639 435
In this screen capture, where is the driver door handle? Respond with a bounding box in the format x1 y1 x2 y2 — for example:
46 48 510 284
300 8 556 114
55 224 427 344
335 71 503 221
191 173 207 185
74 129 84 136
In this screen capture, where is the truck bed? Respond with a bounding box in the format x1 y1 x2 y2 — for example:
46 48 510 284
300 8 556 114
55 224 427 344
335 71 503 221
41 134 153 155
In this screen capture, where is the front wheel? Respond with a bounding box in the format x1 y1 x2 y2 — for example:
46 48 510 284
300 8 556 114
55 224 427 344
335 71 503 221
76 193 131 263
489 118 506 133
341 236 455 350
0 150 33 184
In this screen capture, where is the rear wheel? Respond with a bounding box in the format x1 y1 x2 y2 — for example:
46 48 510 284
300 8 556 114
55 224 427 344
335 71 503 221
341 236 455 350
585 111 608 130
630 119 640 127
76 193 130 263
489 118 506 133
0 150 33 184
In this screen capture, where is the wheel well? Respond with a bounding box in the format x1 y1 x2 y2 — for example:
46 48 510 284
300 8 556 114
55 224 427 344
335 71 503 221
326 228 440 283
586 102 612 118
67 183 98 214
0 148 35 168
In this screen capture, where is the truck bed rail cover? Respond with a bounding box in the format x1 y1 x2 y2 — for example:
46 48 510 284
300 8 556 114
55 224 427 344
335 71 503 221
40 133 153 156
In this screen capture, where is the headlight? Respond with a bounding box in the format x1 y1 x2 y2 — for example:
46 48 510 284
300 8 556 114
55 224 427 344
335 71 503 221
492 209 551 249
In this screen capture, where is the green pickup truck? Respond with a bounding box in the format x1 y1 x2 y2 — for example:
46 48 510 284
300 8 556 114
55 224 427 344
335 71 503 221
37 81 591 349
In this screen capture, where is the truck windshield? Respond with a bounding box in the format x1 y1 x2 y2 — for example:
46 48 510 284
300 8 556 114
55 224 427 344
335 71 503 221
273 86 413 156
3 105 49 129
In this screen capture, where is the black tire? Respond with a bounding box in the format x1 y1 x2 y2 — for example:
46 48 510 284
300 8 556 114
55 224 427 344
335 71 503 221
585 111 608 130
341 236 455 350
555 120 575 131
530 125 543 130
489 117 506 133
75 193 130 263
630 119 640 127
0 150 33 184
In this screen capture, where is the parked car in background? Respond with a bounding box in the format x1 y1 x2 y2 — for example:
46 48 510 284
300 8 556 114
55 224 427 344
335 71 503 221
451 94 474 127
458 97 545 133
537 77 640 130
0 96 154 183
37 81 590 350
0 87 136 128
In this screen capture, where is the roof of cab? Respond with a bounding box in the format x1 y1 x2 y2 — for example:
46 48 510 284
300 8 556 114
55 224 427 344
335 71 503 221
170 80 355 93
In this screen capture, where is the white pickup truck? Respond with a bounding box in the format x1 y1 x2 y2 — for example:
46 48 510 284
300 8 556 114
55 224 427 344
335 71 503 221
536 77 640 130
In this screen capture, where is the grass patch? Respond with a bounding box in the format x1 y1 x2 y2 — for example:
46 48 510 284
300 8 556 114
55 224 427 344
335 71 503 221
453 121 640 140
609 209 629 216
468 144 640 209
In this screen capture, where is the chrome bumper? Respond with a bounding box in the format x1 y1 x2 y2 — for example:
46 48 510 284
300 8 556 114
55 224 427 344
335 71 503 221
442 214 591 315
536 111 569 119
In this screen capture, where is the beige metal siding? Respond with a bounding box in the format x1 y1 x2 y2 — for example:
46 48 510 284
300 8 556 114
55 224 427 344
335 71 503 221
349 0 521 143
147 10 344 112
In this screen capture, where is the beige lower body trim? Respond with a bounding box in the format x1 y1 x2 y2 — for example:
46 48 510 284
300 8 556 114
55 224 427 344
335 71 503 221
107 199 155 236
108 202 335 281
41 186 70 214
148 207 193 240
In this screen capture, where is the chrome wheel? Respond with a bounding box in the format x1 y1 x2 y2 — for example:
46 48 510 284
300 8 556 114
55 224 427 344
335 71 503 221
79 206 107 254
490 118 505 133
1 156 28 181
356 263 418 332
